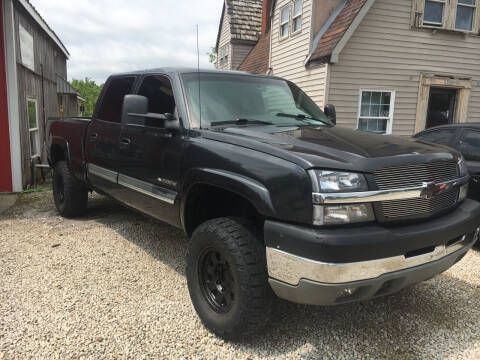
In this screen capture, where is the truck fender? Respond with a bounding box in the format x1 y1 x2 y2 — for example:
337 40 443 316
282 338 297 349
180 168 276 229
49 136 72 168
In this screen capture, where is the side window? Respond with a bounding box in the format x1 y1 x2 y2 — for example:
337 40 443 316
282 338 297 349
417 128 456 145
97 77 135 123
27 98 40 157
456 130 480 161
137 75 176 127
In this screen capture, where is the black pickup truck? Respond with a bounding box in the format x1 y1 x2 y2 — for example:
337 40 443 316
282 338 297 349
47 68 480 339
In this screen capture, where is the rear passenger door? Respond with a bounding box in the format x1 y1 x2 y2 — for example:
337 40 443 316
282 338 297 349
85 76 136 197
115 74 183 226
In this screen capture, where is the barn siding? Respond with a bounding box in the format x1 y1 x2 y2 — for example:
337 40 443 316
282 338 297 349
328 0 480 136
13 2 69 187
270 0 328 107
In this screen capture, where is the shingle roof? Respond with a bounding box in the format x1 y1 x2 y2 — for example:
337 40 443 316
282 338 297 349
216 0 263 50
238 30 270 74
309 0 367 64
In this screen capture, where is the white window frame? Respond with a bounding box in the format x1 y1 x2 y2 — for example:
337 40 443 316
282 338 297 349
422 0 447 28
27 98 40 158
279 5 290 39
454 0 477 31
292 0 303 34
356 89 396 135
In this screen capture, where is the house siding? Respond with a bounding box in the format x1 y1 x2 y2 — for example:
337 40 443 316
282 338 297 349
270 0 328 107
231 42 254 70
217 7 232 70
328 0 480 136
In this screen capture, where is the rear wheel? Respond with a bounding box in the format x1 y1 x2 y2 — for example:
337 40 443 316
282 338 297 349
186 217 274 340
52 161 88 218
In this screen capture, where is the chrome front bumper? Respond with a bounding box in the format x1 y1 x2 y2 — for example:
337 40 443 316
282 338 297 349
266 226 479 305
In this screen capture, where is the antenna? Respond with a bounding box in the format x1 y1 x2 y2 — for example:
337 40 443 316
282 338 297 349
196 24 202 128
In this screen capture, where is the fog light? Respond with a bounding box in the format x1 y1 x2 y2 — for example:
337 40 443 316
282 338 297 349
459 184 469 202
474 226 480 243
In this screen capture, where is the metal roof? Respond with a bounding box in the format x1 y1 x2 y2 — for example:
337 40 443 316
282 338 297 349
56 75 78 95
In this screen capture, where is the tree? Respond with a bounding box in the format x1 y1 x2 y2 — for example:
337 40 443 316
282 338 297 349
207 47 217 67
71 78 104 117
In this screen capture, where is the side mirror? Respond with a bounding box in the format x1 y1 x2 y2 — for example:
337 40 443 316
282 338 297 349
122 95 148 125
324 104 336 125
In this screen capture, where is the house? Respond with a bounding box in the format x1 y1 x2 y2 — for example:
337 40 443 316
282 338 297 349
215 0 264 70
221 0 480 136
1 0 81 193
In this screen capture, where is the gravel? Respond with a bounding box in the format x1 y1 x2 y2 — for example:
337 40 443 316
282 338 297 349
1 190 479 359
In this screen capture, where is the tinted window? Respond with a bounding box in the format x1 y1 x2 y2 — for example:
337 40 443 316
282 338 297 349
457 130 480 161
416 129 455 146
138 75 176 115
182 73 329 128
98 77 135 123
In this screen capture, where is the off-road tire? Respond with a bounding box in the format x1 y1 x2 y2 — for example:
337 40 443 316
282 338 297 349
186 217 275 340
52 161 88 218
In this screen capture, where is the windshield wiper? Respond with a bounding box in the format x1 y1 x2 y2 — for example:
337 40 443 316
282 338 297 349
210 118 273 126
275 112 327 124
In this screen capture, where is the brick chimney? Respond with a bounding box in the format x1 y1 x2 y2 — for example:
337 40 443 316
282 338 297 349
261 0 273 34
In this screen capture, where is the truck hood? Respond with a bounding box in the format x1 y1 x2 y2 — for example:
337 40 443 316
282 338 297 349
204 125 459 172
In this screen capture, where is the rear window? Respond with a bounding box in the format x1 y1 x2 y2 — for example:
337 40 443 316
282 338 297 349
97 77 136 123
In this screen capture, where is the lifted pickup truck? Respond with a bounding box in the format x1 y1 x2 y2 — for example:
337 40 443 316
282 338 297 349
47 68 480 339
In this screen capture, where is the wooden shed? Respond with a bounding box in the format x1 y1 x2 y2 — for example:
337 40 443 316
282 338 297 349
1 0 80 192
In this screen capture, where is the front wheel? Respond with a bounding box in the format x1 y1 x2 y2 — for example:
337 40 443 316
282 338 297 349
186 218 274 340
52 161 88 218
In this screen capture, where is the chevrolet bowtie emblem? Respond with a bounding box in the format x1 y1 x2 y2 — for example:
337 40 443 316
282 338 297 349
420 181 449 200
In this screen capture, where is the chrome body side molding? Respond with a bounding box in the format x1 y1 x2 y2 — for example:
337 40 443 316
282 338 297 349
87 163 118 183
117 174 176 205
312 175 470 204
86 163 176 205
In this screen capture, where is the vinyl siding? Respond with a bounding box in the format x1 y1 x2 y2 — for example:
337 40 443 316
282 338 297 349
217 7 232 70
328 0 480 136
270 0 328 107
231 42 254 70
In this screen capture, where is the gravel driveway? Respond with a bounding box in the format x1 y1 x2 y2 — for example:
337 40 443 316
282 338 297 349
1 191 480 359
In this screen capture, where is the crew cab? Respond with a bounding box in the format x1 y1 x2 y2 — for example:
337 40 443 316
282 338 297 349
47 68 480 340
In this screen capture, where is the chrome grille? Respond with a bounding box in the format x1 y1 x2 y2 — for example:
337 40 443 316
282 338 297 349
380 189 459 219
374 161 459 221
374 161 459 190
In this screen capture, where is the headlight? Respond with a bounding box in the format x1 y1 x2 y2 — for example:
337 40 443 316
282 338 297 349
309 170 368 193
313 204 375 225
458 156 469 177
309 170 374 225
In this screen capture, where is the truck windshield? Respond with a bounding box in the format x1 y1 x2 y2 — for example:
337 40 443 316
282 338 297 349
182 73 331 128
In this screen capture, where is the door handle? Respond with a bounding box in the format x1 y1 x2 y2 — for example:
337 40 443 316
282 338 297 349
119 138 131 149
90 133 98 142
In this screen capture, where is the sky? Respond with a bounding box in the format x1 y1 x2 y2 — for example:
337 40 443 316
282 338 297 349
30 0 223 84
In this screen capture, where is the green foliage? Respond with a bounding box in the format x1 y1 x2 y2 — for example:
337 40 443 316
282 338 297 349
71 78 104 117
207 47 217 66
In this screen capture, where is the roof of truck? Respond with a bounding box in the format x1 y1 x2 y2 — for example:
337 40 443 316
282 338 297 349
111 68 255 77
